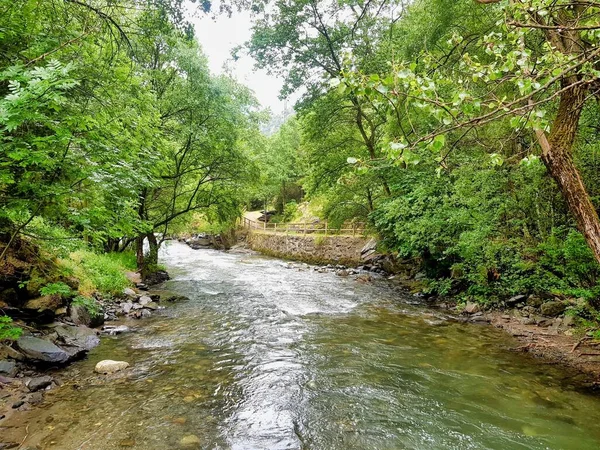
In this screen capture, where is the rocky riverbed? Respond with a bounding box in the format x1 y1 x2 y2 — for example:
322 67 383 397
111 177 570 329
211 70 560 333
0 282 190 426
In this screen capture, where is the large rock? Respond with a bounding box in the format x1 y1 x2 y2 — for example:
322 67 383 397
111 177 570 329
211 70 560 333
144 302 158 310
463 301 480 314
70 303 104 328
138 295 152 306
144 270 170 286
27 375 53 392
506 295 526 306
540 301 566 317
22 295 61 323
54 325 100 358
16 336 69 364
0 360 17 377
360 238 378 262
94 360 129 374
122 288 137 299
526 295 544 308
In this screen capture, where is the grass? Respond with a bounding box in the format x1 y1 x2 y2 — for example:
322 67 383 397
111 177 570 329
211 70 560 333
58 250 135 296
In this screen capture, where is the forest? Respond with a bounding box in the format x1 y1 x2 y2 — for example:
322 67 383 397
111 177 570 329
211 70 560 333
3 0 600 336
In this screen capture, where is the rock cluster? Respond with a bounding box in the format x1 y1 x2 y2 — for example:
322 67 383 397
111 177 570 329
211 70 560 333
102 289 178 321
457 294 577 330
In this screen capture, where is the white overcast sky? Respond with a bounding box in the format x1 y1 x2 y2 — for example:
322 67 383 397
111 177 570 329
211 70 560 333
187 5 290 114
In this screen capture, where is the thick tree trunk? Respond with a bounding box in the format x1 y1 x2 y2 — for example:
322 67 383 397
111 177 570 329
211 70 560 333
146 232 159 269
536 84 600 264
135 233 160 278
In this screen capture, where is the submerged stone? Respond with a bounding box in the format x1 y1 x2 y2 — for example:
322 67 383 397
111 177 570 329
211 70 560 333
180 435 201 447
94 360 129 374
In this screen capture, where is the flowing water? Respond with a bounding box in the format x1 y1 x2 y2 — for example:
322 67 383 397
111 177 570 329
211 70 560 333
5 241 600 449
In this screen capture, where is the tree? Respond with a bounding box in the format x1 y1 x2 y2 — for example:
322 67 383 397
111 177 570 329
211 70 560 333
245 0 401 196
342 0 600 264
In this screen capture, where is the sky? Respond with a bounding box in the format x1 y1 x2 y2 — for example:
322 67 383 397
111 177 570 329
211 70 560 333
187 6 290 114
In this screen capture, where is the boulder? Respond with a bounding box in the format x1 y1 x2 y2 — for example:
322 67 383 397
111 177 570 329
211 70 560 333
70 303 104 328
144 302 158 310
526 295 544 308
144 270 169 286
16 336 69 364
122 301 133 314
54 325 100 358
27 375 53 392
94 360 129 374
0 344 24 361
540 301 566 317
336 270 349 277
101 325 130 335
123 288 137 299
138 295 152 306
463 302 480 314
506 295 526 305
0 360 17 377
22 295 61 323
360 238 378 261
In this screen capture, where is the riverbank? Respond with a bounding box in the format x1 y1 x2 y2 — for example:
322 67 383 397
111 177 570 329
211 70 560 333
0 281 189 428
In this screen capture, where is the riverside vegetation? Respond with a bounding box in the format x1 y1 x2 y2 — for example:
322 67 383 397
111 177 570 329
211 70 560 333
3 0 600 428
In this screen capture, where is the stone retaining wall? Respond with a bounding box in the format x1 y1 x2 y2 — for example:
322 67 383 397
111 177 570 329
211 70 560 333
246 230 369 266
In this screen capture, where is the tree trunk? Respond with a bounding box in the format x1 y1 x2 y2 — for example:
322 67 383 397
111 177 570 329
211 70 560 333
136 235 145 270
146 232 159 269
536 83 600 264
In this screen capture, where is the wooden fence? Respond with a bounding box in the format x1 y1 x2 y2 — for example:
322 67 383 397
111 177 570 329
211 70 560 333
241 217 365 236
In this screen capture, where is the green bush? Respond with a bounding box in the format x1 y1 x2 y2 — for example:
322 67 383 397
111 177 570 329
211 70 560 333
59 250 134 296
72 295 103 319
40 282 72 297
0 316 22 342
282 201 299 222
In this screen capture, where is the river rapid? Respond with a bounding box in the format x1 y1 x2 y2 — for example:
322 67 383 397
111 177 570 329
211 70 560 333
5 241 600 449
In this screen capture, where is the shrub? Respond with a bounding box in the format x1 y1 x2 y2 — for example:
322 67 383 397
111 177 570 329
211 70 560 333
59 250 134 296
72 295 103 319
0 316 22 342
40 282 72 297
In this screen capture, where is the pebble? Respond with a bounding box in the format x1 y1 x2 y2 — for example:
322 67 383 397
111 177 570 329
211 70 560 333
94 360 130 374
180 435 201 447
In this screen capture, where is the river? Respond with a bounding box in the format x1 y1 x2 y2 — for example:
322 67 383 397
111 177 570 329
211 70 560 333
5 241 600 449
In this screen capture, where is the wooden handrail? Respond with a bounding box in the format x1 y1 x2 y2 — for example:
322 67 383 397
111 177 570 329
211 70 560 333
241 217 365 236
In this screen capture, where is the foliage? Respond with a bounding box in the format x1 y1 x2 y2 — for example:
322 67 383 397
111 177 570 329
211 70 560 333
281 201 299 223
39 282 72 298
60 251 134 296
0 315 22 342
241 0 600 311
72 295 103 319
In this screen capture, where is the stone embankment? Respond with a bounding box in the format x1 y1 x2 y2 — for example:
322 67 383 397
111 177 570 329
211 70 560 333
246 230 371 266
